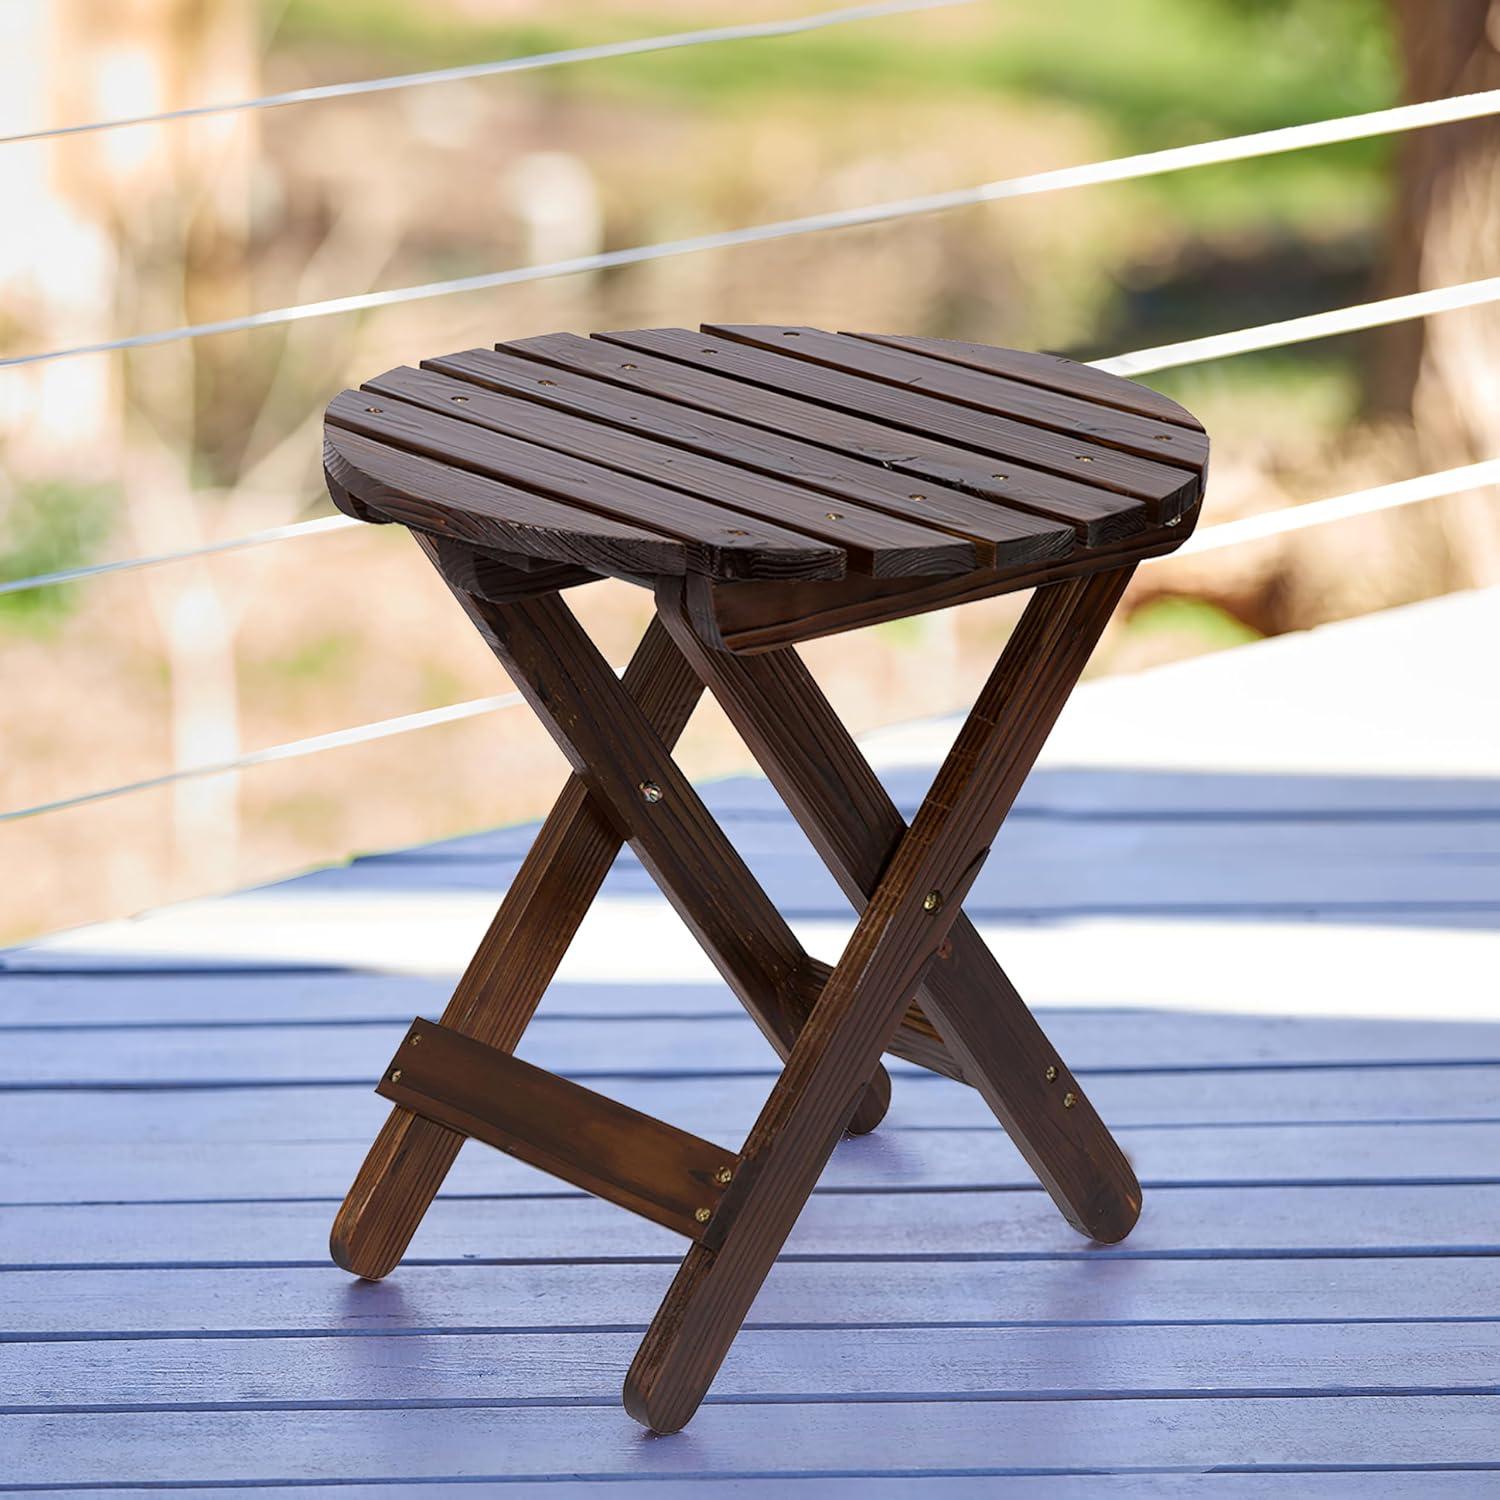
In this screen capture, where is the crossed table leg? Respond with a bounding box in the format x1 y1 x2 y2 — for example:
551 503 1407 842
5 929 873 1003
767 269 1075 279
331 538 1141 1432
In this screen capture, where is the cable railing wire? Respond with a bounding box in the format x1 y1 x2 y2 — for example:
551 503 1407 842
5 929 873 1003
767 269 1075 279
4 86 1498 371
5 270 1499 600
5 454 1494 825
0 0 970 147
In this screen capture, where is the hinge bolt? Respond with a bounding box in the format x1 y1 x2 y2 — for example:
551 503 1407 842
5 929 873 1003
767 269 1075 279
1063 1091 1078 1109
390 1069 402 1083
1044 1065 1058 1083
694 1207 712 1224
639 781 663 804
922 889 943 913
715 1166 734 1186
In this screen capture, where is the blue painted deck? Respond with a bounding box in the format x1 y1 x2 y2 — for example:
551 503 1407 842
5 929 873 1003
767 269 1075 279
3 591 1499 1492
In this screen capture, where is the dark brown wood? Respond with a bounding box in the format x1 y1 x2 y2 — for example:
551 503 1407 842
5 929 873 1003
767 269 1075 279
849 331 1205 429
322 430 685 578
425 347 1074 570
362 364 976 580
329 605 709 1281
377 1019 737 1241
593 328 1199 518
625 567 1136 1433
504 332 1156 545
424 552 895 1132
707 324 1210 469
326 390 846 583
656 579 1140 1242
694 504 1199 653
324 324 1207 1430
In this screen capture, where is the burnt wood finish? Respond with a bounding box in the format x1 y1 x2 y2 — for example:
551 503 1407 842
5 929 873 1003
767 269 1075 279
625 568 1137 1432
323 324 1207 1431
377 1020 737 1242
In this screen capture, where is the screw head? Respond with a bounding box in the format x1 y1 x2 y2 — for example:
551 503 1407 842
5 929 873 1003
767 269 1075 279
450 394 469 403
1063 1091 1078 1109
390 1069 402 1083
364 406 381 413
639 781 663 804
410 1033 422 1047
714 1166 734 1186
825 512 844 521
1044 1065 1058 1083
922 889 943 913
694 1207 712 1224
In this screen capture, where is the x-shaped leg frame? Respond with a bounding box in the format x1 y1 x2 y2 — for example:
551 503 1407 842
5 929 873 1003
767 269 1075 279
331 536 1142 1433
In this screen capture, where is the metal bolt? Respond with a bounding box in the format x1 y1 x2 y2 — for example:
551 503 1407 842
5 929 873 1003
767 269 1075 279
1063 1091 1078 1109
1077 455 1094 463
714 1166 734 1186
639 781 663 804
410 1033 422 1047
538 379 556 386
909 493 926 501
825 512 844 521
992 473 1008 481
621 362 637 369
922 889 943 913
1044 1065 1058 1083
390 1069 402 1083
364 406 381 413
694 1207 712 1224
1166 515 1182 527
450 394 469 403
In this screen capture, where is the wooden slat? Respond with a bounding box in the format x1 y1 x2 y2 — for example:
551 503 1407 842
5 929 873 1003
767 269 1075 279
11 1119 1500 1206
593 328 1199 519
853 330 1205 429
9 1255 1494 1336
8 1183 1498 1266
8 1322 1495 1409
325 390 845 583
504 332 1152 544
710 324 1210 469
364 365 977 579
6 1396 1498 1487
425 347 1073 570
376 1019 735 1241
322 429 684 577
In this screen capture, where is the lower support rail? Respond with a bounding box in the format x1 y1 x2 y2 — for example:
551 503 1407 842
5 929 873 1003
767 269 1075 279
377 1020 738 1242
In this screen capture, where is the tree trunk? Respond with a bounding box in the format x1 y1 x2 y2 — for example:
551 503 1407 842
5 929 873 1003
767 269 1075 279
1374 1 1500 582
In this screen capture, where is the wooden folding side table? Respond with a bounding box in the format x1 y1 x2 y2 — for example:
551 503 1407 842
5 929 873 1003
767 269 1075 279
321 323 1208 1432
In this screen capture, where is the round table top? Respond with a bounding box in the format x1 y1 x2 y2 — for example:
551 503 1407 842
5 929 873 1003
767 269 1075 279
323 323 1208 589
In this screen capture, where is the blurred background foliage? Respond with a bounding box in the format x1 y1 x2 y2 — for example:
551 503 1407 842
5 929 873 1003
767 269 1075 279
1 0 1496 942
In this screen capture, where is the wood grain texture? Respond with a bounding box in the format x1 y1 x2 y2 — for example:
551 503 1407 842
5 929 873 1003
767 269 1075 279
328 604 707 1281
625 569 1135 1432
503 332 1160 544
594 328 1198 514
851 331 1206 428
363 364 976 579
708 325 1210 469
426 347 1073 569
656 581 1140 1242
327 391 846 583
377 1020 735 1241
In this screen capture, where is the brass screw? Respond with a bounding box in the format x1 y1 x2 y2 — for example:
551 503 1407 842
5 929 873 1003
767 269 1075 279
1063 1091 1078 1109
538 378 556 386
621 363 637 370
410 1033 422 1047
909 493 926 501
922 889 943 913
694 1207 712 1224
639 781 663 804
714 1166 734 1186
390 1069 402 1083
825 512 844 521
450 394 469 403
1044 1065 1058 1083
1077 455 1094 463
992 473 1008 481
